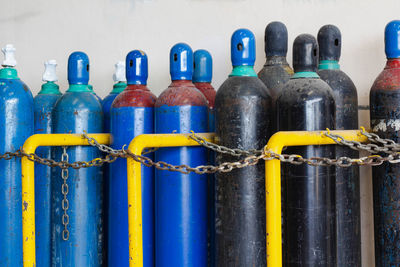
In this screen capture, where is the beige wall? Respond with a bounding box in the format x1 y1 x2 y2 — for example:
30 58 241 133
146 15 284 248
2 0 399 265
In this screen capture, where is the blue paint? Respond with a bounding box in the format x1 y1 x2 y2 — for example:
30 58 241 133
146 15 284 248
0 68 33 266
208 109 215 132
102 92 118 133
231 29 256 66
68 52 89 84
170 43 193 80
34 83 61 267
51 52 104 266
109 106 154 267
155 105 208 267
126 50 148 84
193 50 212 83
385 20 400 59
108 50 155 266
102 81 125 265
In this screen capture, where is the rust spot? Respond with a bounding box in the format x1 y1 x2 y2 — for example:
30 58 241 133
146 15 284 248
23 201 28 211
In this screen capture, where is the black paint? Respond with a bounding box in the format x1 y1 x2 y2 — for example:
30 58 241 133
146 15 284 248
258 22 293 133
215 76 272 267
318 24 361 266
370 88 400 266
317 25 341 61
293 34 318 73
278 34 336 266
265 21 288 57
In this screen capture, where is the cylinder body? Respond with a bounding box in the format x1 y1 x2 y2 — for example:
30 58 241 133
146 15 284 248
370 58 400 266
277 77 336 266
155 80 208 267
108 84 156 266
51 91 103 266
318 66 360 266
102 92 118 133
0 70 33 266
194 81 216 266
34 90 62 267
101 82 125 264
215 76 271 267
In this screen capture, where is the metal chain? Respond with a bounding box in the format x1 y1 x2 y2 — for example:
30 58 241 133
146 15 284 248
61 146 69 241
0 129 399 175
188 131 262 157
324 129 400 156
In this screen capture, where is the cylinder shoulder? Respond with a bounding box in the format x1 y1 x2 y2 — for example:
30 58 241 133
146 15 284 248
318 69 357 94
54 91 102 112
0 78 34 103
258 65 292 84
216 76 271 102
34 94 62 110
112 87 157 108
278 78 335 104
102 93 117 111
156 82 207 107
194 82 216 108
370 67 400 92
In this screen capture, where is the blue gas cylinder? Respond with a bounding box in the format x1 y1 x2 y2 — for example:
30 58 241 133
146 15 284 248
109 50 156 267
102 61 127 132
34 59 62 267
51 51 104 266
193 49 216 266
0 44 34 266
155 43 208 267
102 60 126 264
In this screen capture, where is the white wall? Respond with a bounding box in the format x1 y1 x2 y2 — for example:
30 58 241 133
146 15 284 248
2 0 400 266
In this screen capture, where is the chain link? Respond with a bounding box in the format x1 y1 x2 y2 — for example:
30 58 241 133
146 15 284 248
61 146 69 241
0 129 398 176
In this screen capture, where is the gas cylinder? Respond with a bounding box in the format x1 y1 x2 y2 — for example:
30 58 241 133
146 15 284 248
258 21 293 132
193 49 216 266
109 50 156 267
51 51 103 266
370 20 400 266
0 44 34 266
34 59 62 267
102 61 127 132
317 24 360 266
214 29 272 267
102 61 126 262
277 34 336 266
155 43 208 267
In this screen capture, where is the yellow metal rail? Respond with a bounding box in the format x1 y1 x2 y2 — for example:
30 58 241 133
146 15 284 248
265 130 368 267
20 130 367 267
126 133 215 267
127 130 368 267
21 133 111 267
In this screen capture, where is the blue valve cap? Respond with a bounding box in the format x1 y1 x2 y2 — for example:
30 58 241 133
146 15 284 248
126 50 148 85
170 43 193 81
68 51 89 85
385 20 400 59
193 49 212 83
231 28 256 66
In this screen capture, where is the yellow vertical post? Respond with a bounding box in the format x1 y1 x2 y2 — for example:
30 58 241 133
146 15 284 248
127 133 214 267
265 130 368 267
21 133 111 267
